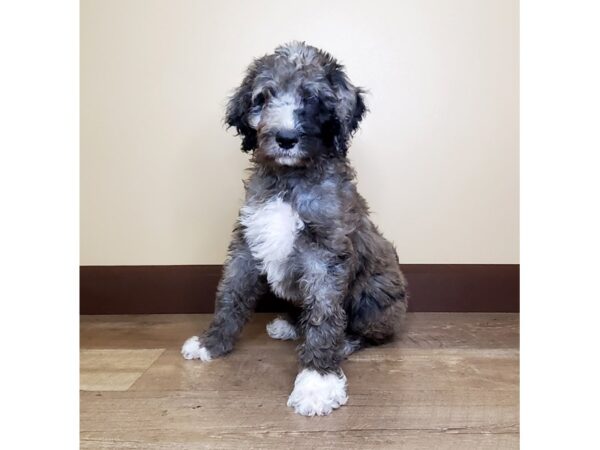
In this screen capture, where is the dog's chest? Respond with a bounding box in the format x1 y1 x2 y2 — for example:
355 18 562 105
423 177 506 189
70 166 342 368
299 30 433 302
240 198 304 297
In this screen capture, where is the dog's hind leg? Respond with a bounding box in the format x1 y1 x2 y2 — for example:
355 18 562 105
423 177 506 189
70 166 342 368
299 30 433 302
341 334 365 357
266 316 299 340
347 269 409 346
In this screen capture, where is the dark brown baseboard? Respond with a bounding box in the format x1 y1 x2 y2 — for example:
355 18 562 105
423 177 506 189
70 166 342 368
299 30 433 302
80 264 519 314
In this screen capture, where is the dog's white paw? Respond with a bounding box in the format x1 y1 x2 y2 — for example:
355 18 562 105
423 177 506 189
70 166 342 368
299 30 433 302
181 336 212 361
266 317 299 340
287 369 348 416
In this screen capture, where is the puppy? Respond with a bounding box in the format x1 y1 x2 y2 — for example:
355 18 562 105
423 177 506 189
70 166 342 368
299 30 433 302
182 42 408 416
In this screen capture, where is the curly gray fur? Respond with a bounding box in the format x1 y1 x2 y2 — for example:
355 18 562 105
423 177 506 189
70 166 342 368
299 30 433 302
193 42 408 376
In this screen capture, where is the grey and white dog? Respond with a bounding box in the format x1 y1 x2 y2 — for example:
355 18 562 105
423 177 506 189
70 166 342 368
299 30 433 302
182 42 408 416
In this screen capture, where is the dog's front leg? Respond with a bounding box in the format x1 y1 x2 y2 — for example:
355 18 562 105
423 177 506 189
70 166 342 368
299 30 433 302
287 254 349 416
181 229 266 361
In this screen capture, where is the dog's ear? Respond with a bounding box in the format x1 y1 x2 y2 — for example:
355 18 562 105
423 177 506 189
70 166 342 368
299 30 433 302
225 62 261 152
327 65 368 155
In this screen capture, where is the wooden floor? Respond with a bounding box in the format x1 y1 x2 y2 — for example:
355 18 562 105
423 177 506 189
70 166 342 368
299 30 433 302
80 313 519 449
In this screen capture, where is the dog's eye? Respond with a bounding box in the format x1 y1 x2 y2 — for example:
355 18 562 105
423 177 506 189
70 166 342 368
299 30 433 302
252 93 266 108
304 95 319 107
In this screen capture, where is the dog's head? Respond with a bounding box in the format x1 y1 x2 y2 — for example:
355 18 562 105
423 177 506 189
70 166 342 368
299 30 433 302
225 42 366 167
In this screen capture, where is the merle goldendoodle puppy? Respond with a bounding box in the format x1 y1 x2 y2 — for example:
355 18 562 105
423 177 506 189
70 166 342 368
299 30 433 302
182 42 408 416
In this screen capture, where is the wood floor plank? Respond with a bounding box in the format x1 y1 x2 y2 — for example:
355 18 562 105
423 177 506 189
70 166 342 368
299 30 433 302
81 389 518 449
81 349 165 391
81 389 518 431
80 313 519 350
126 347 518 395
81 430 518 450
80 313 519 449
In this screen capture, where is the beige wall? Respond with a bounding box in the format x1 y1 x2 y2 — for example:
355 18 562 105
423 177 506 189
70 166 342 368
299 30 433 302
81 0 518 265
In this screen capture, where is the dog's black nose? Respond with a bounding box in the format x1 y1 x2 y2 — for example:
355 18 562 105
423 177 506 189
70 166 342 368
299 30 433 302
275 130 299 149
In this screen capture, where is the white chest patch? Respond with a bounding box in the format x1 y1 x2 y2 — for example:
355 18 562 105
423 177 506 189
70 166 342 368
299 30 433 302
240 198 304 297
